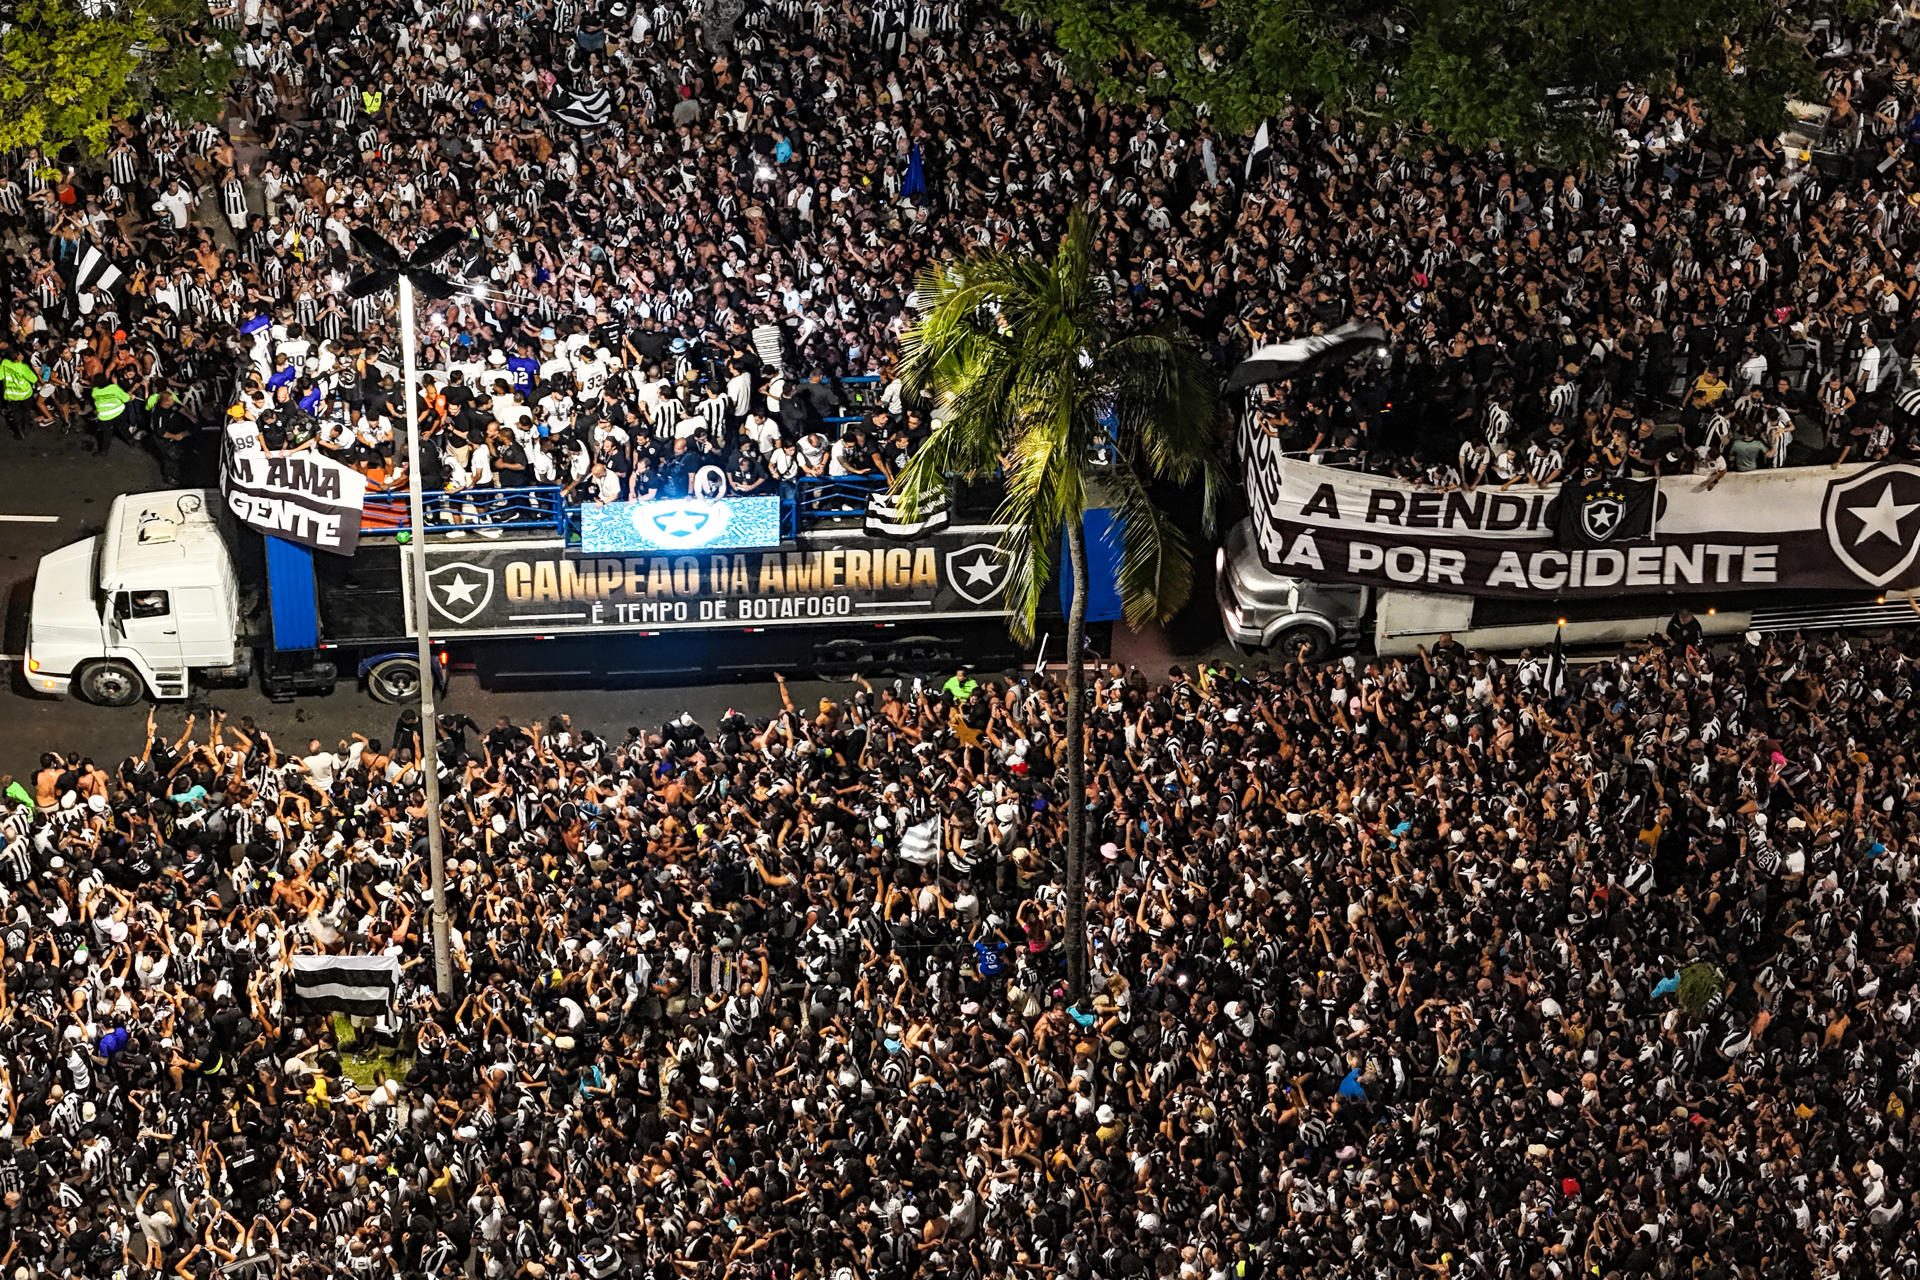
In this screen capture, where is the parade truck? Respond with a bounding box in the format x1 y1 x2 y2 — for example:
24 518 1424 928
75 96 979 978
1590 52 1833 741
24 474 1122 706
1216 327 1920 659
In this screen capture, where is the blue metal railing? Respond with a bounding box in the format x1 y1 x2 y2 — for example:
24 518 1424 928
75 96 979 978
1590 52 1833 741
359 478 894 544
359 486 571 538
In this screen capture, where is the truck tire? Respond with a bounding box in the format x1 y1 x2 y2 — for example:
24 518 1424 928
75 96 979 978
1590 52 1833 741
366 658 422 704
1269 624 1331 665
811 638 873 679
77 659 146 707
887 635 953 669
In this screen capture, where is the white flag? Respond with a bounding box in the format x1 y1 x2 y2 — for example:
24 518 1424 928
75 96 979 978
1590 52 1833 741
1244 120 1271 182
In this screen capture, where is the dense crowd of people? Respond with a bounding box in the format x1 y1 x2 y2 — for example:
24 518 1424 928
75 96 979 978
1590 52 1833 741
9 0 1920 1277
4 0 1920 499
4 630 1920 1280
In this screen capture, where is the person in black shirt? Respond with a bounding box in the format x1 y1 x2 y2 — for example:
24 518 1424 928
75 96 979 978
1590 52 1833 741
1666 607 1705 651
489 423 530 489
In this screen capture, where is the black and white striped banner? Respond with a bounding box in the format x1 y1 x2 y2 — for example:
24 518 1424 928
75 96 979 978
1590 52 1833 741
554 86 611 129
288 953 401 1015
73 245 123 316
897 816 941 866
75 245 123 296
866 489 949 539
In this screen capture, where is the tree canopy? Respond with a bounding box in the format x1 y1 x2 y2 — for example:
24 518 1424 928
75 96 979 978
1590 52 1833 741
0 0 237 159
1014 0 1835 164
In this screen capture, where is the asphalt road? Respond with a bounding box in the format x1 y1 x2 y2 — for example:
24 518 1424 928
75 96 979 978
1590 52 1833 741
0 435 1234 779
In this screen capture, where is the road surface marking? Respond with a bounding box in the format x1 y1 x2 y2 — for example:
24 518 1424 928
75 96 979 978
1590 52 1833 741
0 515 58 523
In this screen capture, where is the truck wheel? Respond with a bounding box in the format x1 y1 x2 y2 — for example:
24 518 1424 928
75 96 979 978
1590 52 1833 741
1270 625 1331 665
77 659 145 707
366 658 422 704
887 635 952 669
811 639 873 679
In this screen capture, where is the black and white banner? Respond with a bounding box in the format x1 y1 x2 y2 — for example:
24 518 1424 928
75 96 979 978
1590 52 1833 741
224 441 368 555
73 246 123 316
1226 322 1388 393
399 527 1018 636
554 86 611 129
288 953 401 1015
1243 432 1920 598
897 816 941 866
865 489 949 538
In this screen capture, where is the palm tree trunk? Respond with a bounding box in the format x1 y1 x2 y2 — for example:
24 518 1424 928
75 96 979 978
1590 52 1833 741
1062 511 1090 1007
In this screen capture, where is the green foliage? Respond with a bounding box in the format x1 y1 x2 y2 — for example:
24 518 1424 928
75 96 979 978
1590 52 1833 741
1015 0 1839 165
893 206 1221 645
1676 960 1724 1015
894 211 1219 1004
0 0 238 158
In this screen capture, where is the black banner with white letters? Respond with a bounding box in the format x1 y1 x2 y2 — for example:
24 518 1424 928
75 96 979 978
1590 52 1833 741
224 447 369 555
1242 430 1920 598
400 529 1021 637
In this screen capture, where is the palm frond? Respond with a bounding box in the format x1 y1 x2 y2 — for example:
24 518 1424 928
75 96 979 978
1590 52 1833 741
1104 455 1194 629
1096 327 1220 486
994 396 1082 644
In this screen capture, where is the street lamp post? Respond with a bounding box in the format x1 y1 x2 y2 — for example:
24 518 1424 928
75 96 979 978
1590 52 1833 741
396 275 455 998
350 229 463 998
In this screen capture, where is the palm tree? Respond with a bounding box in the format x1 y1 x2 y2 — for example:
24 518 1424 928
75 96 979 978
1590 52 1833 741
892 206 1219 1005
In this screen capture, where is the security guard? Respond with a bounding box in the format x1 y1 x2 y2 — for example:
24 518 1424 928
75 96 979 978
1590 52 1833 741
89 378 134 456
0 348 35 440
149 387 193 485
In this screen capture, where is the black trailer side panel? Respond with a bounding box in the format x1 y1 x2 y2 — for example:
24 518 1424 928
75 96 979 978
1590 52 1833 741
313 540 407 643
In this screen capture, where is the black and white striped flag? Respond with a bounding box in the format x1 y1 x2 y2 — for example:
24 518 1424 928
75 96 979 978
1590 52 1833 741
897 816 941 866
73 245 123 315
75 245 123 296
1546 624 1568 701
865 489 948 538
554 86 611 129
1244 119 1271 182
288 953 401 1015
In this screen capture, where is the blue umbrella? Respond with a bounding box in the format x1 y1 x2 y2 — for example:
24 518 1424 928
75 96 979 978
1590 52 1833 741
901 142 925 200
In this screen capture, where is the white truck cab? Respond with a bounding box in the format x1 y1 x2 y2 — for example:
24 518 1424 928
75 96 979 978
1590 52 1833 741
24 490 250 705
1215 518 1370 661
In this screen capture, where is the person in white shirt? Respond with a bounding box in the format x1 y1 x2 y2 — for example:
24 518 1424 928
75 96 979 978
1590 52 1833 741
725 361 754 417
797 431 831 476
491 391 532 432
590 417 631 451
633 368 670 417
573 348 611 401
152 181 194 230
768 440 802 480
829 431 870 476
299 741 342 791
743 412 782 456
